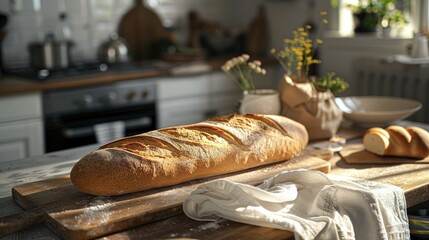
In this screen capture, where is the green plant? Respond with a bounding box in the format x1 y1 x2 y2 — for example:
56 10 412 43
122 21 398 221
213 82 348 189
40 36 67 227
313 72 349 93
221 54 267 92
271 11 349 94
349 0 408 28
382 8 408 28
348 0 378 14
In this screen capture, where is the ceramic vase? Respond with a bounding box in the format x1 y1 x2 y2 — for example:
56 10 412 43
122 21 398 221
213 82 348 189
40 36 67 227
239 89 281 115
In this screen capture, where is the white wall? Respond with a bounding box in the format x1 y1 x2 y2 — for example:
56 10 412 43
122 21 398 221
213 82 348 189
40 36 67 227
320 35 413 96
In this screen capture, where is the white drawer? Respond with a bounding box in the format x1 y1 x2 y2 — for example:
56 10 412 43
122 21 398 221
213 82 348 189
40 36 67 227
157 96 211 128
210 72 241 94
0 93 42 123
0 119 44 161
157 75 210 100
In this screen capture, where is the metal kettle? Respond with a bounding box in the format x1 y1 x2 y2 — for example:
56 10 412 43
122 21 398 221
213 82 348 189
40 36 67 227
98 32 130 64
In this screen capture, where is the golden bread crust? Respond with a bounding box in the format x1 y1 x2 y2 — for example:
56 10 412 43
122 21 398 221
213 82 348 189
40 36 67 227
70 114 308 196
363 125 429 159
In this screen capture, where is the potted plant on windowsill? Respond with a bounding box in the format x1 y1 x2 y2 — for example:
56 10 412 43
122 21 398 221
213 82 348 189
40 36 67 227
271 11 349 141
221 54 281 115
348 0 408 33
349 1 380 33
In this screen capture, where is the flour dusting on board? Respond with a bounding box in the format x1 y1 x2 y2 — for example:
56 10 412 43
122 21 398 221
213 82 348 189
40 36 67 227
68 197 113 229
199 221 222 230
190 219 226 232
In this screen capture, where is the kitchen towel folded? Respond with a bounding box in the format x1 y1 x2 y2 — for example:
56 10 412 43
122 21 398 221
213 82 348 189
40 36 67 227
183 170 409 240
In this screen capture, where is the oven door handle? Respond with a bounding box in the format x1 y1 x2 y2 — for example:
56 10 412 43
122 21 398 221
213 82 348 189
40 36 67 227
62 117 153 139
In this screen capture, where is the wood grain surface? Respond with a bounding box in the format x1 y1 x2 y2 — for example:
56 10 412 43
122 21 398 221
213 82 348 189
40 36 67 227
340 143 429 164
333 143 429 207
246 5 268 56
102 214 295 240
10 155 330 240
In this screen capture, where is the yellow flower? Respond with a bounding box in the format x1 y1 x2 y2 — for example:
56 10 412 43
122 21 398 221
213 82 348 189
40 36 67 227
271 10 328 78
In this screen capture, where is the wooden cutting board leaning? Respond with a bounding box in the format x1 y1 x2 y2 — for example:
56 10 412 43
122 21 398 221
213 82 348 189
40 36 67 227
117 0 170 60
340 143 429 164
0 155 330 240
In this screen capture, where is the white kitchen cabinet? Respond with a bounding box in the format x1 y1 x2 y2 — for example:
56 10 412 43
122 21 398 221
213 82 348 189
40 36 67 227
157 74 211 100
0 119 44 161
156 66 282 129
0 93 44 162
156 73 241 128
0 92 42 122
157 74 210 128
211 93 241 116
157 95 211 128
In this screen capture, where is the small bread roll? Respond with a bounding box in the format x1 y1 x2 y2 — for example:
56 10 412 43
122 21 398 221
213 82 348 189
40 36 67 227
363 125 429 159
363 128 390 156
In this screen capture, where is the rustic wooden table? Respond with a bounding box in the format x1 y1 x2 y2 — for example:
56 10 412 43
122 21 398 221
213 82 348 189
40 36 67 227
1 121 429 239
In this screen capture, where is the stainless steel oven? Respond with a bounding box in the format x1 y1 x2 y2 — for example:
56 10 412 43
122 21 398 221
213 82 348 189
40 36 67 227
43 79 157 152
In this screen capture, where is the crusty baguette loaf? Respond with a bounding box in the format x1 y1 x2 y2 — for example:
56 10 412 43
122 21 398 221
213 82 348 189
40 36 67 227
70 114 308 196
363 125 429 159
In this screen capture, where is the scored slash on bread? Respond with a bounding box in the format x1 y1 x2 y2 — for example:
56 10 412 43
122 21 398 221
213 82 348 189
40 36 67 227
363 125 429 159
70 114 309 196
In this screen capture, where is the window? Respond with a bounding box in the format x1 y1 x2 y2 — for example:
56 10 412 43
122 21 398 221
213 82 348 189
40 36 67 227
336 0 413 37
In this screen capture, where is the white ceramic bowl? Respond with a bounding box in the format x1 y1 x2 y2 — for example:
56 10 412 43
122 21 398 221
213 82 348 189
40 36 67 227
335 96 422 126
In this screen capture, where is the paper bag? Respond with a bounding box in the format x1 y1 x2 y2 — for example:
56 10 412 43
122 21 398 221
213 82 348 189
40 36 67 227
279 75 342 140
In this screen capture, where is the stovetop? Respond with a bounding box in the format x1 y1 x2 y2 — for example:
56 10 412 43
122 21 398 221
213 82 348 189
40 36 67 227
4 61 166 81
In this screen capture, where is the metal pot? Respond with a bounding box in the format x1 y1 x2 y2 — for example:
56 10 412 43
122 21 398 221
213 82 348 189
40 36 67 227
29 34 73 70
98 32 130 64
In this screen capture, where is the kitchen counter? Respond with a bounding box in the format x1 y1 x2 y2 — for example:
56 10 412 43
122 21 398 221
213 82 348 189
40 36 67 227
0 66 167 96
2 122 429 239
0 57 277 97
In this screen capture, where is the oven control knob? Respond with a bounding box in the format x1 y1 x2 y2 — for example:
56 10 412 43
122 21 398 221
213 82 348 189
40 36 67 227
127 91 137 101
100 92 117 105
141 90 150 99
73 94 93 108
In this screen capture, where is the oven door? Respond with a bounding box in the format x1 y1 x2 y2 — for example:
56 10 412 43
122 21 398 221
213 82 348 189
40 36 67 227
44 104 156 152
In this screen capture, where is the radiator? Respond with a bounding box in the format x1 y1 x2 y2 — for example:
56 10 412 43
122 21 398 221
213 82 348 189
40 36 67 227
354 57 429 123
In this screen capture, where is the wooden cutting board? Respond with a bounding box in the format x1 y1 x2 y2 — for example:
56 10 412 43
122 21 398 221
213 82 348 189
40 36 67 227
6 155 330 240
117 0 170 60
340 143 429 164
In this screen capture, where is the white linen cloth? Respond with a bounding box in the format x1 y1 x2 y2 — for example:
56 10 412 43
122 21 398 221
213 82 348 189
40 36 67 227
183 170 410 240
